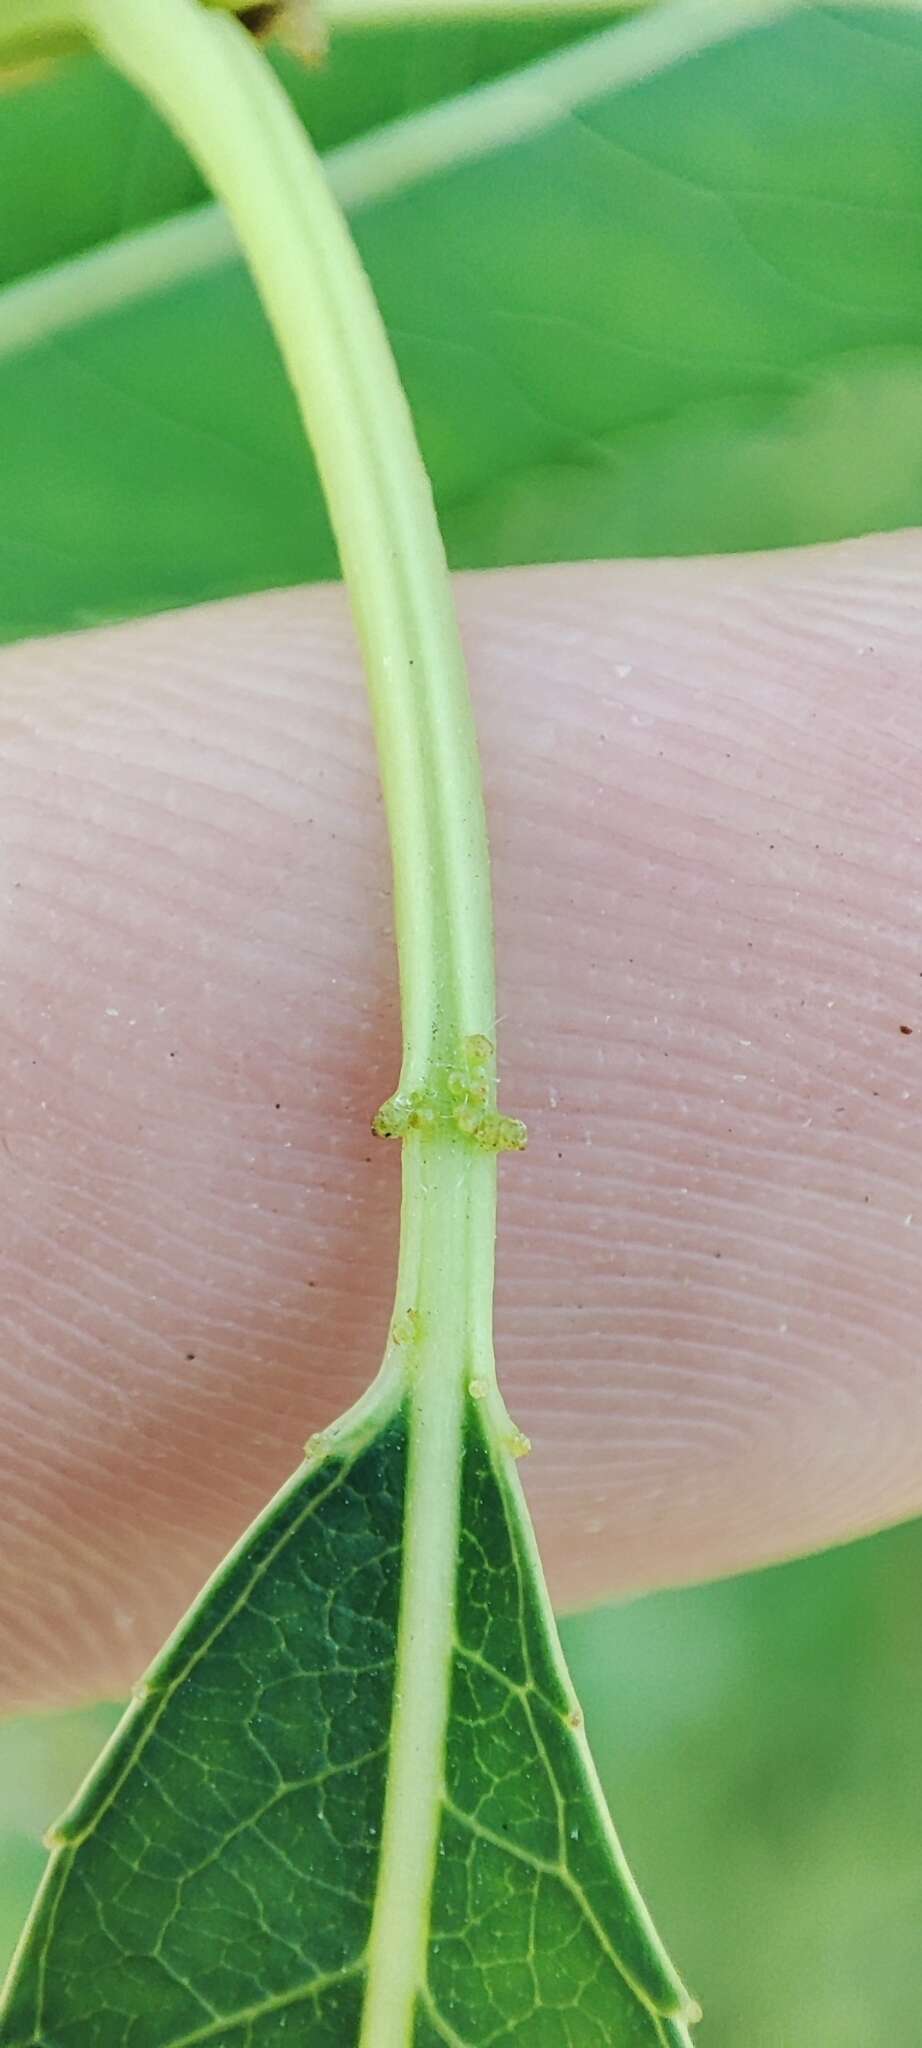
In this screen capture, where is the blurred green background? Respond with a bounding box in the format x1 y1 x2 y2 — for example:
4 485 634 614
6 6 922 645
2 4 922 2041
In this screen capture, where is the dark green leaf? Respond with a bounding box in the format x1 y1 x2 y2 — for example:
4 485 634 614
0 1399 694 2045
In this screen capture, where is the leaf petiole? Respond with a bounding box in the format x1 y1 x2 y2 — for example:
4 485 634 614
73 0 519 2029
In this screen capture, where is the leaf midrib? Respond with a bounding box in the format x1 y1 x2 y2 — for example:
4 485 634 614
358 1133 480 2044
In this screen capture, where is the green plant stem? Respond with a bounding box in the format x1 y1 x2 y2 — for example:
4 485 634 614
70 0 513 2034
358 1130 497 2042
78 0 496 1110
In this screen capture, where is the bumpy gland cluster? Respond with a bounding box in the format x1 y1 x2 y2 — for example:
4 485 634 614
372 1034 527 1153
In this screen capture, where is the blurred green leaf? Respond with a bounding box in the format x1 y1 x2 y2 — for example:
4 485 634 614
3 6 922 643
5 9 922 638
0 21 586 287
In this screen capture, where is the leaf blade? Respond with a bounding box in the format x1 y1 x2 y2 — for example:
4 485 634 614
0 1404 408 2046
0 1387 694 2045
423 1406 694 2045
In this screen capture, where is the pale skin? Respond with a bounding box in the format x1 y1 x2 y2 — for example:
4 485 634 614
2 530 921 1712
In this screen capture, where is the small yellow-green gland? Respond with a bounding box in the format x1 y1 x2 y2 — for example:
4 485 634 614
371 1091 434 1138
373 1043 526 1152
371 1098 406 1139
495 1115 528 1152
454 1104 483 1139
456 1108 528 1152
391 1307 422 1348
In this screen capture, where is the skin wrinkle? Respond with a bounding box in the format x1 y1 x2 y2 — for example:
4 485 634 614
1 531 922 1708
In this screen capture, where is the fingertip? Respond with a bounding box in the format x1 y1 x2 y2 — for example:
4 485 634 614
2 538 922 1706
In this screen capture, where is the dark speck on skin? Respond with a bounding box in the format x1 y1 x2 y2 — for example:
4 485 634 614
900 1025 913 1035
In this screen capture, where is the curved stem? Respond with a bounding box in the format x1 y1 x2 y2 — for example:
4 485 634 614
78 0 496 1109
70 4 518 2035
